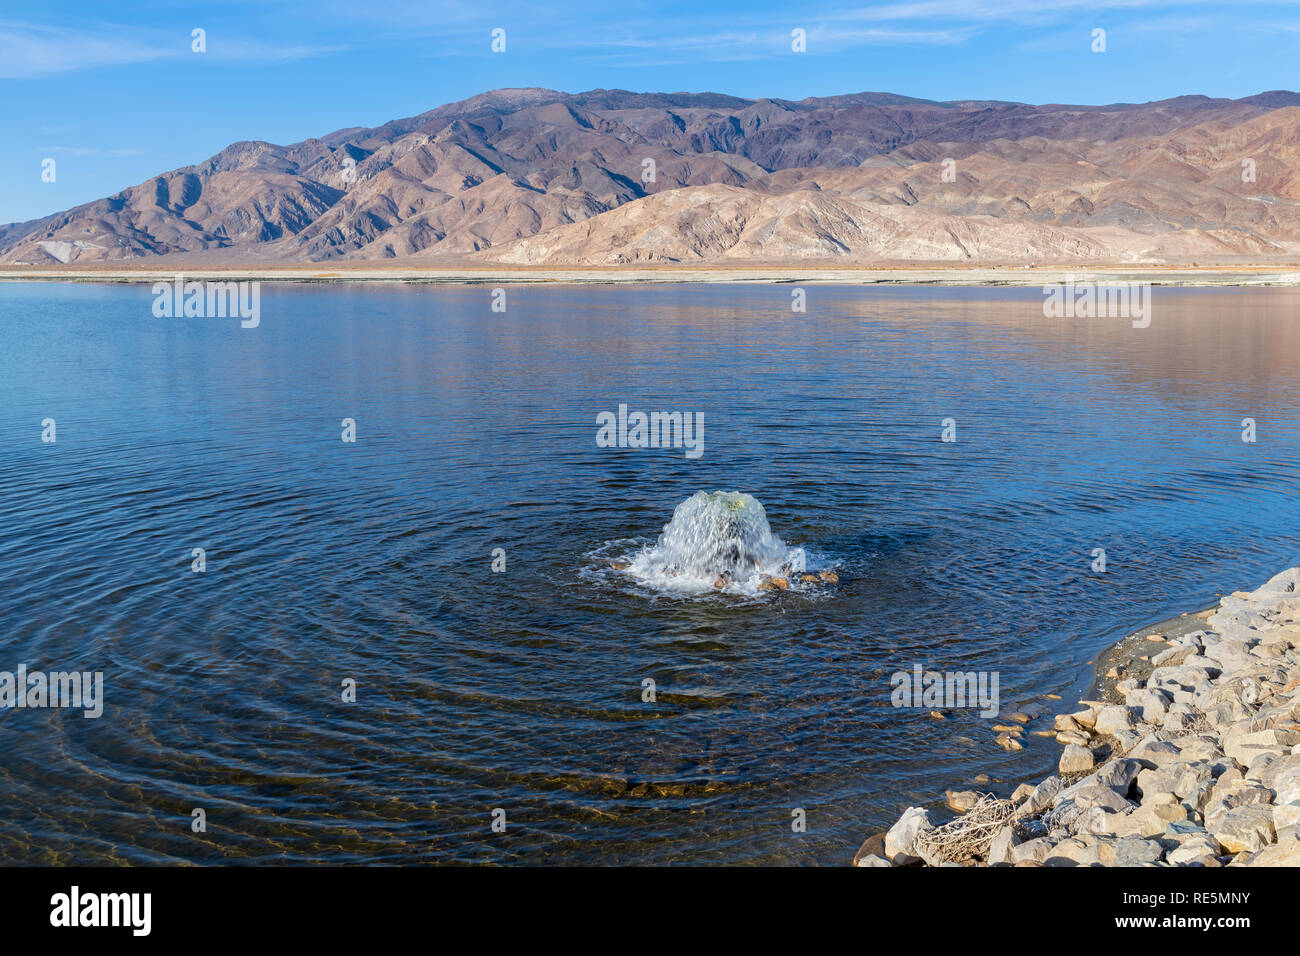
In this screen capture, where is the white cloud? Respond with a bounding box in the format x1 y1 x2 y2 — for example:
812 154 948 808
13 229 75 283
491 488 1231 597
0 21 170 78
0 20 344 78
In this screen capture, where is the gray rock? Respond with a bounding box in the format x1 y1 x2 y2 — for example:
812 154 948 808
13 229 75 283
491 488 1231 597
1094 705 1139 736
1167 834 1222 864
885 806 933 864
1060 744 1096 775
1112 729 1144 753
1152 644 1196 667
1271 757 1300 804
1250 567 1300 598
1247 828 1300 866
1115 802 1188 838
1077 806 1122 836
1211 804 1276 854
1205 784 1274 831
1133 689 1172 724
1272 801 1300 833
1131 739 1183 765
1017 817 1049 841
1043 838 1090 865
1020 776 1063 816
1010 837 1055 865
1114 836 1164 866
987 825 1018 865
1175 763 1214 802
1068 784 1135 812
1010 782 1036 805
1225 728 1300 767
1090 757 1150 797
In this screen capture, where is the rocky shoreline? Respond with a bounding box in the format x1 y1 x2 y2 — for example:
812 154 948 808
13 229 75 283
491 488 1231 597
858 565 1300 867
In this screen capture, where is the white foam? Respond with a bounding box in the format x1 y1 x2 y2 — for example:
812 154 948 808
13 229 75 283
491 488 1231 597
618 491 816 596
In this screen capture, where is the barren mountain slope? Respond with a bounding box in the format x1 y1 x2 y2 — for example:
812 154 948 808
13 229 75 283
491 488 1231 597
5 88 1300 266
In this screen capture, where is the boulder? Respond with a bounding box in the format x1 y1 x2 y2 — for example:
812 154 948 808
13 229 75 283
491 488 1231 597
1130 739 1183 766
1070 705 1102 729
1115 802 1188 838
1043 838 1090 865
1250 567 1300 599
852 831 887 866
1262 755 1300 802
1114 836 1164 866
1205 784 1274 831
1094 705 1138 736
1273 801 1300 833
884 807 933 865
987 825 1019 865
1010 837 1055 865
1077 806 1122 836
1152 644 1197 667
1225 728 1300 767
1128 689 1172 724
1019 776 1063 816
1068 784 1134 812
1167 834 1222 865
1247 829 1300 866
1054 714 1083 733
1089 758 1149 797
1211 804 1276 854
1060 744 1096 775
1010 783 1036 805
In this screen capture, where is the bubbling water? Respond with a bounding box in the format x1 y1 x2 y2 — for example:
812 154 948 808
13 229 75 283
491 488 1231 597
623 491 812 594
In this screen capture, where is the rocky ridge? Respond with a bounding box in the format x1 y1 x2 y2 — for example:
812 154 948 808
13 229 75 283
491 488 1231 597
9 88 1300 266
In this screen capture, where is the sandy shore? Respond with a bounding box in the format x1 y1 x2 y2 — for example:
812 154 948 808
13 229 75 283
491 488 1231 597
5 264 1300 287
859 566 1300 867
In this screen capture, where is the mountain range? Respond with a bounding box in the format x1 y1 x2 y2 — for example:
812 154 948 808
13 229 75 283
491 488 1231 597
7 87 1300 266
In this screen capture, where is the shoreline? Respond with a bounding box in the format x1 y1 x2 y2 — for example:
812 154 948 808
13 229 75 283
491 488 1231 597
858 567 1300 867
5 265 1300 287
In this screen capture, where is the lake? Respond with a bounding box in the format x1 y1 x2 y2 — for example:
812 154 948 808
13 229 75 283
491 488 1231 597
1 280 1298 864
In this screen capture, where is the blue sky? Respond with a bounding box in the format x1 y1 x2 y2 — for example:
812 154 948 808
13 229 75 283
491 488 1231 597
5 0 1300 225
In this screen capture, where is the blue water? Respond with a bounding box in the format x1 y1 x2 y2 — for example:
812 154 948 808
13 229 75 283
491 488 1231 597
1 281 1297 864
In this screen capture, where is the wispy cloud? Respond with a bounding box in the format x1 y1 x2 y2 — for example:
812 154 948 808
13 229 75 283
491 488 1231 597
831 0 1300 24
0 21 169 78
38 146 146 157
0 20 345 78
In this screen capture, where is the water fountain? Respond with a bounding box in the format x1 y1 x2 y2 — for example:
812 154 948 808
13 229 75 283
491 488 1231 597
610 491 837 595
